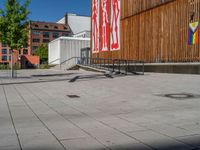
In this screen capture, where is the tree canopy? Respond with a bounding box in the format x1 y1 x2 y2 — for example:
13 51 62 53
34 43 48 64
0 0 30 50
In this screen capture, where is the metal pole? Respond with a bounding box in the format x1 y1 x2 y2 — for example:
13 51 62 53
10 51 14 78
104 59 105 69
112 59 115 72
125 60 127 75
119 59 120 73
100 58 102 69
108 59 109 71
135 61 137 73
142 61 145 75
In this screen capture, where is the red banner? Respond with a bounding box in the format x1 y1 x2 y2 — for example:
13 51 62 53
92 0 100 53
110 0 120 51
100 0 110 52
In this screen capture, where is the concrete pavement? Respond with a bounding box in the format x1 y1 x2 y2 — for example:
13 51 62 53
0 69 200 150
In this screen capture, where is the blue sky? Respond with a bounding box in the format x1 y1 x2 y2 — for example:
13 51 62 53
0 0 91 22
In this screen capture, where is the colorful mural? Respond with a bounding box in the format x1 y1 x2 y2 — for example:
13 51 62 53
188 21 199 45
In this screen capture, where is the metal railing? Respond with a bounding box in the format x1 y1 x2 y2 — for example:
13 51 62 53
60 57 144 75
49 58 61 64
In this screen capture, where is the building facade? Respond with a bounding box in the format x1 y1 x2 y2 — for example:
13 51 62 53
48 37 90 67
91 0 200 63
0 21 73 65
0 13 89 65
57 13 91 38
29 21 73 54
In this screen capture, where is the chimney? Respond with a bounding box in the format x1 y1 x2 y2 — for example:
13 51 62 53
65 13 68 25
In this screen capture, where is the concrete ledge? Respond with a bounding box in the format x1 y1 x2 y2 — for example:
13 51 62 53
75 63 200 74
142 63 200 74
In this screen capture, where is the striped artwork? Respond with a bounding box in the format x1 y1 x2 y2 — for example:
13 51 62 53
188 21 199 45
92 0 100 53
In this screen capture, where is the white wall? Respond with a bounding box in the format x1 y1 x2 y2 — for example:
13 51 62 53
57 17 65 24
68 15 90 34
59 37 90 63
73 31 90 38
49 37 90 69
48 39 60 65
57 14 91 35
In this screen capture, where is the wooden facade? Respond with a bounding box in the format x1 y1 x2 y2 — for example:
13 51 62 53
92 0 200 63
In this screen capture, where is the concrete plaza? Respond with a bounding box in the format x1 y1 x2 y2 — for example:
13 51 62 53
0 69 200 150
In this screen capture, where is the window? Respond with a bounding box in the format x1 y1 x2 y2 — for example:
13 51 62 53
24 43 28 49
54 26 58 29
62 33 69 37
23 49 28 55
9 56 11 61
2 49 7 54
9 49 12 54
32 39 40 43
32 46 38 52
44 25 49 28
32 31 40 35
43 39 50 43
34 24 39 27
2 43 7 47
43 32 49 38
53 32 59 38
2 55 7 61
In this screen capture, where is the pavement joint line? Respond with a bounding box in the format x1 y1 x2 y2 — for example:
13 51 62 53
2 85 23 150
22 84 111 150
28 82 155 150
56 101 156 150
0 78 72 86
138 121 199 148
2 69 200 149
117 116 195 149
175 134 200 138
59 137 88 142
166 122 200 134
13 85 67 150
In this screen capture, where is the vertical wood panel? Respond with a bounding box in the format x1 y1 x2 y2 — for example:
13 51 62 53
92 0 200 63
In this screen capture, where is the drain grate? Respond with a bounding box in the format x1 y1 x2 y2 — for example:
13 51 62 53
67 95 80 98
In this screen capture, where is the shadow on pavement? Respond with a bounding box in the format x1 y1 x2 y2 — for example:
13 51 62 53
18 140 200 150
31 73 77 77
0 74 115 85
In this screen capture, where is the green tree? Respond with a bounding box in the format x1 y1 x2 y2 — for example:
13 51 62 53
0 0 30 77
34 43 48 64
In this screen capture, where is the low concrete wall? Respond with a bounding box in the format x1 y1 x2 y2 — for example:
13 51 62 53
143 63 200 74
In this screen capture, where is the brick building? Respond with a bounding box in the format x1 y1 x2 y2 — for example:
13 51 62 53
0 13 90 68
29 21 73 54
0 20 73 66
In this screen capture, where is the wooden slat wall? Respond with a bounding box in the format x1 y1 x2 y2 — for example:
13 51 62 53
92 0 200 63
121 0 174 19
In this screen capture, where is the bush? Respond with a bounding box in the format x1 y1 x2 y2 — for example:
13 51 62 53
13 62 21 70
39 64 50 69
34 44 48 64
0 64 10 70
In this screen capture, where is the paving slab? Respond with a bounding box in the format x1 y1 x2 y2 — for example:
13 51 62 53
61 137 107 150
128 130 192 150
1 69 200 150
